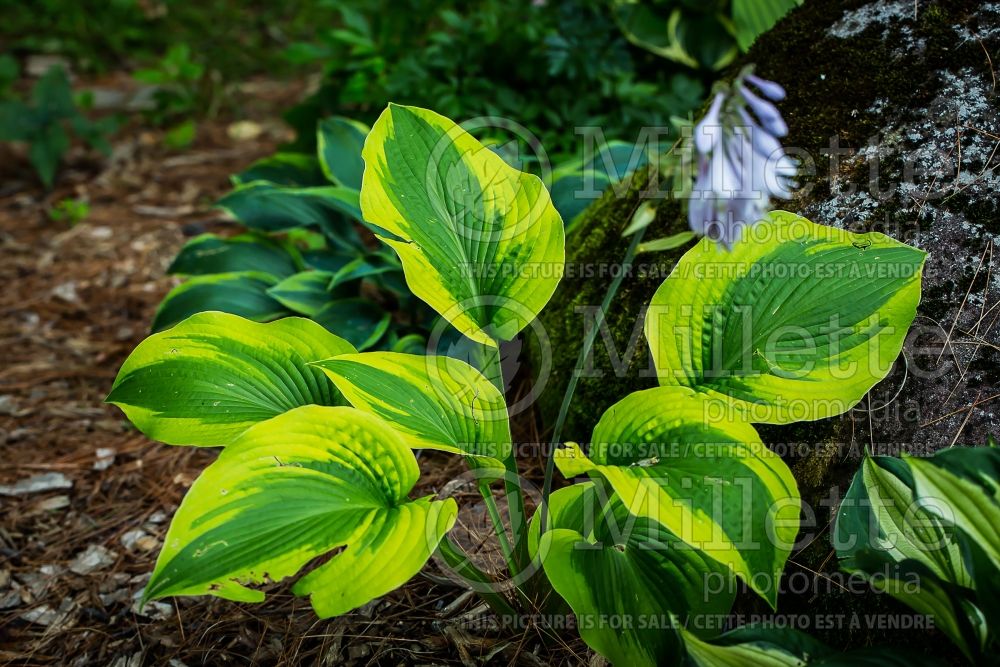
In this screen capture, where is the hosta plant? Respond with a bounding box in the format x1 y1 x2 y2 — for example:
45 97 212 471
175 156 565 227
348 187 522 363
110 104 926 665
155 115 430 353
158 112 640 354
835 443 1000 662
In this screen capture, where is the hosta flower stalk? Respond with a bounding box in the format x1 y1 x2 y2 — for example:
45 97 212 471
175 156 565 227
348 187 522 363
689 66 796 249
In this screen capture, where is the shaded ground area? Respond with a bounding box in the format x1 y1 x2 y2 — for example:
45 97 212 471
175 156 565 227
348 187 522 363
0 77 584 665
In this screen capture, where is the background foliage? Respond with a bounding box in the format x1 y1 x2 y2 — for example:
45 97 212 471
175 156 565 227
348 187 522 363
283 0 707 157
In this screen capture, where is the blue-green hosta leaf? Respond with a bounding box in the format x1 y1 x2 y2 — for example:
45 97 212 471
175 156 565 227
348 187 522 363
547 140 648 232
330 253 400 289
167 233 301 278
905 448 1000 571
302 247 358 273
966 534 1000 637
152 271 289 332
645 211 926 424
549 170 612 231
924 444 1000 495
360 104 565 346
834 455 970 587
683 623 942 666
317 116 369 190
535 483 734 666
840 550 989 662
217 182 364 246
144 406 457 617
391 333 428 355
232 152 327 187
554 386 799 607
266 270 339 317
372 265 412 297
681 626 809 666
107 312 356 446
584 139 649 182
925 446 1000 631
313 298 391 351
833 446 1000 661
313 351 510 470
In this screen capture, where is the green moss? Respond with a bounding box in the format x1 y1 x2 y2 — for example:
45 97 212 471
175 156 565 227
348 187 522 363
532 167 691 439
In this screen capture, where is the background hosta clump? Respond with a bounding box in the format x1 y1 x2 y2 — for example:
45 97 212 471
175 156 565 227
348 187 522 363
153 117 426 352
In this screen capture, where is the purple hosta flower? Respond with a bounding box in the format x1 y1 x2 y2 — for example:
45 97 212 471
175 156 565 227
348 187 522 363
689 68 796 250
745 74 786 101
739 85 788 137
695 93 725 154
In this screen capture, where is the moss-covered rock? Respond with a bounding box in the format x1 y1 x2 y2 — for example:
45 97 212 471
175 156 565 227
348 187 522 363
533 0 999 658
531 168 686 441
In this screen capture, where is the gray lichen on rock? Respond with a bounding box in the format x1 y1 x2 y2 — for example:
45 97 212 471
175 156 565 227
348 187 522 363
795 14 1000 460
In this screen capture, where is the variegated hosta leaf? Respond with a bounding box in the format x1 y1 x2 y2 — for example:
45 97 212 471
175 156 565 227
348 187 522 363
834 446 1000 661
313 351 511 472
834 455 970 587
682 623 936 666
144 406 457 617
218 182 364 232
534 483 735 666
151 270 289 332
313 298 392 351
267 270 339 317
217 182 366 253
645 211 925 424
107 312 356 446
360 103 565 346
842 550 989 663
232 152 327 187
681 627 809 667
554 386 799 607
905 448 1000 572
167 233 301 278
